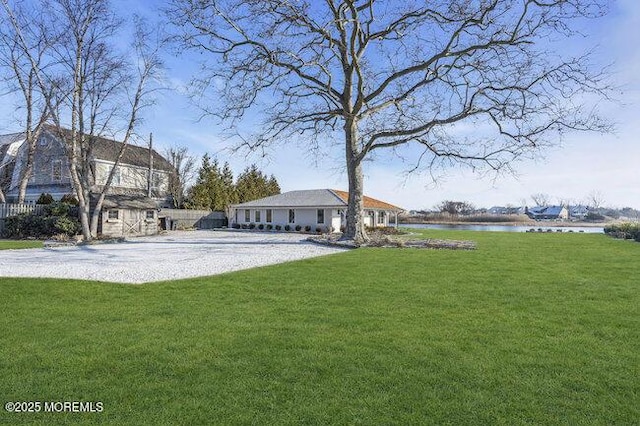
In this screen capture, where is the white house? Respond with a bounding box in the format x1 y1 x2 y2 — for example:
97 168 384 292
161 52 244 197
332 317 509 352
230 189 404 232
525 205 569 220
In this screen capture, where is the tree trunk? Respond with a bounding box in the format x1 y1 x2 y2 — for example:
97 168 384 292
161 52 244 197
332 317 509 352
78 201 92 241
17 129 37 203
90 208 100 238
17 157 33 203
72 166 93 242
17 88 34 203
341 119 367 244
89 191 106 238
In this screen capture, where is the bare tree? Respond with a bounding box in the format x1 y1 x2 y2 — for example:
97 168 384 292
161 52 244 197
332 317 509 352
531 193 551 207
3 0 163 240
168 0 611 243
0 0 59 203
437 200 474 216
586 190 605 210
165 145 197 208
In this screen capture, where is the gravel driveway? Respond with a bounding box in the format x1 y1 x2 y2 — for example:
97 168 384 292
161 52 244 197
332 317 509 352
0 230 348 284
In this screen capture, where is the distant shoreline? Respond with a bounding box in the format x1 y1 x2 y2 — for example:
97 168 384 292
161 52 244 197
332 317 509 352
399 220 607 228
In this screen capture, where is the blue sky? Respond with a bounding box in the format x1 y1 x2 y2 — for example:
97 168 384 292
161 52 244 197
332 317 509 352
2 0 639 210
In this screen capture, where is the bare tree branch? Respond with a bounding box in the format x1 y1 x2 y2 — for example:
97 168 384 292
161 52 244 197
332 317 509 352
167 0 613 242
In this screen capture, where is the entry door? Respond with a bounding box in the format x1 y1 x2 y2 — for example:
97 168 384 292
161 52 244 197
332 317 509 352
123 210 142 236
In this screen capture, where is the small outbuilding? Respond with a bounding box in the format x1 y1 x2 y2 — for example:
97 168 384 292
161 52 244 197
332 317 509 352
96 195 159 238
230 189 404 232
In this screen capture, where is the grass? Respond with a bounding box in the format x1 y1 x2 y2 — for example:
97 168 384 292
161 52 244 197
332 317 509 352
0 230 638 425
0 240 43 250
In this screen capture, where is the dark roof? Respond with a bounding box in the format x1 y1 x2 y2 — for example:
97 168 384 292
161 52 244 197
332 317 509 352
0 132 24 147
527 205 566 218
42 125 174 172
232 189 404 211
96 194 158 210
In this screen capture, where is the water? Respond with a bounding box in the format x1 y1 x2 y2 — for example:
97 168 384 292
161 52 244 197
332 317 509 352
402 223 604 234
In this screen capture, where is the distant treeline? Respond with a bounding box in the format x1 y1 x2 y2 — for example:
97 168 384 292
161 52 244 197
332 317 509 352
401 213 530 224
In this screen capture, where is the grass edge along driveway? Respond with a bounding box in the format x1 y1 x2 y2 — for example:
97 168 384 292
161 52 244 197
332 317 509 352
0 230 638 425
0 240 43 250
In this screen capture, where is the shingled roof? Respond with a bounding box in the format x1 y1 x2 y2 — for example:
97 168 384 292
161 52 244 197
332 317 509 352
330 189 403 211
42 125 174 172
233 189 403 211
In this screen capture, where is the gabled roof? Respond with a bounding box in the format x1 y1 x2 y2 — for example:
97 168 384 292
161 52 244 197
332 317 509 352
232 189 403 211
527 205 566 217
570 205 589 214
0 132 24 146
96 194 158 210
40 125 174 172
330 189 403 211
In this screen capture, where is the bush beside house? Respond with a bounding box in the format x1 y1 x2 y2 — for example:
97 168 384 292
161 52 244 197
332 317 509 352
3 200 81 239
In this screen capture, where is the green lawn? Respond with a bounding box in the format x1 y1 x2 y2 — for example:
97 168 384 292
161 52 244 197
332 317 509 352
0 230 638 425
0 240 43 250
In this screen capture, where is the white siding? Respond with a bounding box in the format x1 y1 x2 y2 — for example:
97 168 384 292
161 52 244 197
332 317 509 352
230 206 396 232
94 160 169 192
233 208 334 231
273 209 288 225
331 209 342 232
294 209 315 226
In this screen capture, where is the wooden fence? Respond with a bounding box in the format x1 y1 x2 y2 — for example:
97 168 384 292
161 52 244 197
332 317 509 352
0 203 47 234
0 204 227 234
159 209 227 230
0 203 46 218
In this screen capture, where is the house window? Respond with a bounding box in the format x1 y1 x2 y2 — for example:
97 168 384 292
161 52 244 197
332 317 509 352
378 211 385 224
255 210 261 222
288 209 295 223
108 210 119 220
152 171 162 189
146 210 155 220
52 160 62 181
109 166 122 186
266 209 272 223
245 210 251 222
317 209 325 224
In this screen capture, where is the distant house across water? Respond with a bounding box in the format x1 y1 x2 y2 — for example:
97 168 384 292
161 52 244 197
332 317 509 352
526 205 569 220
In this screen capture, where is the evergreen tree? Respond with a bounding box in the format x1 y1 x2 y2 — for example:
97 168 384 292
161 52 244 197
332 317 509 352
235 164 280 203
220 162 237 208
187 158 280 210
186 154 223 210
267 174 280 196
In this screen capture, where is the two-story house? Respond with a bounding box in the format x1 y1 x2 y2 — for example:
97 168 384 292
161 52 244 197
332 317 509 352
1 126 174 206
0 126 176 237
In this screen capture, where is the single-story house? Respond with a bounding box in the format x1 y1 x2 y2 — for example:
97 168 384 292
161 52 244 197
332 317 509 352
230 189 404 232
488 206 526 215
525 205 569 220
569 205 590 220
